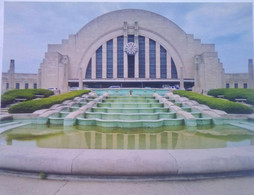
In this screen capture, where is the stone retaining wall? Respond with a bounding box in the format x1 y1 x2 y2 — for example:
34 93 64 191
0 146 253 176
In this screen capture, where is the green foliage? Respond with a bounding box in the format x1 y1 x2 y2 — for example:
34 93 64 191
1 89 54 107
8 90 90 113
39 172 47 180
208 88 254 105
174 90 253 114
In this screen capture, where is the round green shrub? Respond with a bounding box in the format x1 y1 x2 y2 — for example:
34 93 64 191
208 88 254 105
1 89 54 107
174 90 253 114
8 90 90 113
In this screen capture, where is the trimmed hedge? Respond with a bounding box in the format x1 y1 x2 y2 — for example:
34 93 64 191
173 90 253 114
1 89 54 107
208 88 254 105
8 90 90 113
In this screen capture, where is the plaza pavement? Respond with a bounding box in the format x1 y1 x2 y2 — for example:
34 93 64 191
0 174 254 195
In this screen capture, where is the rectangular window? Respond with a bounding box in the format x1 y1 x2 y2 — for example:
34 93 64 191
34 83 37 89
226 83 230 88
243 83 247 88
16 83 20 89
6 83 9 89
234 83 238 88
25 83 29 89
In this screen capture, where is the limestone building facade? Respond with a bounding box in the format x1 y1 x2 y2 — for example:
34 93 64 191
1 60 38 94
39 9 225 93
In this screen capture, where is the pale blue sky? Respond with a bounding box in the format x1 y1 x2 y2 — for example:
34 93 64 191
1 1 253 74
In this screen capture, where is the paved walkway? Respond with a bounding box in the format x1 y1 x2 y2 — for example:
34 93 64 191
0 174 254 195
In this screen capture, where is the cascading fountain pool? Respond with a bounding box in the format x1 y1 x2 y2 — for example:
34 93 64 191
0 89 254 150
76 95 184 128
1 89 254 179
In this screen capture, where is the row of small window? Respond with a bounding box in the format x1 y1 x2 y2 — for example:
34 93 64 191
6 83 37 89
226 83 248 88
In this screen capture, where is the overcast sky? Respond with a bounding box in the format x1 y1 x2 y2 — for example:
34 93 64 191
1 1 253 74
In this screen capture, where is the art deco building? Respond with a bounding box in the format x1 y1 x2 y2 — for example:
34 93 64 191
39 9 226 93
2 9 253 94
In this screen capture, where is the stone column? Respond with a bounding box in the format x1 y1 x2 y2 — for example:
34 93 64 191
123 22 128 78
193 55 201 92
134 22 139 78
180 66 184 90
78 67 83 90
167 53 171 79
248 59 254 89
61 55 69 93
8 59 15 90
38 68 41 89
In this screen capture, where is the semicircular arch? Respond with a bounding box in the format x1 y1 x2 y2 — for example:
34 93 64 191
78 28 186 79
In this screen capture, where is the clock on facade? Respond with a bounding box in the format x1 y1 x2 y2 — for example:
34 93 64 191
125 42 137 55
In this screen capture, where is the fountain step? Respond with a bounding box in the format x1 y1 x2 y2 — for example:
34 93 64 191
196 117 213 126
48 117 64 125
106 97 154 101
76 117 184 128
0 122 31 134
103 99 158 103
97 103 164 108
0 121 21 128
92 107 170 113
83 112 177 120
230 122 254 132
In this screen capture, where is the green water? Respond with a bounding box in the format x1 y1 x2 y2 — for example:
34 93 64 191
94 89 169 96
1 124 253 149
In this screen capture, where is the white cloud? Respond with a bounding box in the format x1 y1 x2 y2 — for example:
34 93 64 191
183 3 252 40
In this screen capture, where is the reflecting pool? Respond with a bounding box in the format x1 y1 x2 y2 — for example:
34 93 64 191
1 124 253 149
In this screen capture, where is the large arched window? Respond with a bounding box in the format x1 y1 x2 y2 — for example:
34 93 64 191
149 39 156 78
171 58 178 79
85 59 92 79
107 39 113 78
117 36 124 78
85 35 180 81
160 46 167 79
96 46 102 78
138 36 145 78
